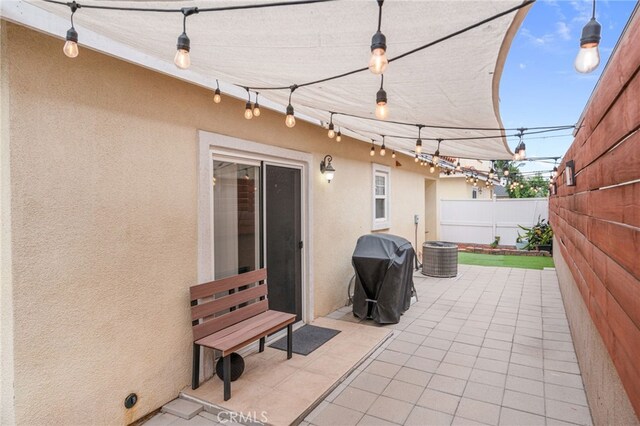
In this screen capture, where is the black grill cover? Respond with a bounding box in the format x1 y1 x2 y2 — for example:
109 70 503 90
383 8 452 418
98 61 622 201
352 234 415 324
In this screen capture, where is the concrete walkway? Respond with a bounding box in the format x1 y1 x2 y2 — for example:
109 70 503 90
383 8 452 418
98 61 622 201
146 265 592 425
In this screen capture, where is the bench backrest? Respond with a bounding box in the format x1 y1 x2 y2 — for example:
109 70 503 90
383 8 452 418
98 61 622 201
190 268 269 341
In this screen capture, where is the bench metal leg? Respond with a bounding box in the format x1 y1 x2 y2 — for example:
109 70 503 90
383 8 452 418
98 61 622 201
223 355 231 401
259 337 265 353
192 344 200 390
287 324 293 359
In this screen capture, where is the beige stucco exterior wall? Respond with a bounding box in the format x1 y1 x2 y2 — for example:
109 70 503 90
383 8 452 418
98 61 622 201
438 176 494 200
1 23 434 424
1 20 17 426
553 247 639 426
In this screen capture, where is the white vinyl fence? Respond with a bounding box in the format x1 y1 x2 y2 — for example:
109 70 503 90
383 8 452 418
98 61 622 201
439 198 549 246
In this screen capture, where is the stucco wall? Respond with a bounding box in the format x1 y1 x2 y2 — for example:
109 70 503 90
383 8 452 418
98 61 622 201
1 23 434 424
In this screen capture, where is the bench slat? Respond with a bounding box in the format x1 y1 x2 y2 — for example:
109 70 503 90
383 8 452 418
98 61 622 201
192 299 268 341
191 284 267 321
195 310 296 356
190 269 267 301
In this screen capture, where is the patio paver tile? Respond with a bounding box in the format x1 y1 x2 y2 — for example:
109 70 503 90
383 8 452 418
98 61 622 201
382 379 425 404
544 383 588 406
356 415 399 426
405 406 454 426
498 407 546 425
455 398 501 425
462 381 504 405
416 389 461 414
310 403 364 426
333 386 379 413
350 372 392 394
436 362 472 380
365 360 402 378
404 355 440 373
427 374 468 396
545 399 593 425
376 349 410 366
505 374 544 397
366 396 414 424
502 390 545 416
393 367 432 387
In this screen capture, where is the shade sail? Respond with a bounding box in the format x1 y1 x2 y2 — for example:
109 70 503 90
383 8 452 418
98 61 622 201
14 0 530 160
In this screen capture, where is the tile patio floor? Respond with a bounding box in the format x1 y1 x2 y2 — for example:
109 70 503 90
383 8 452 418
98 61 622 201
147 264 592 426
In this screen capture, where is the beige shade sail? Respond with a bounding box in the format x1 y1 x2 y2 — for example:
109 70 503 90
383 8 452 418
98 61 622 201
20 0 532 160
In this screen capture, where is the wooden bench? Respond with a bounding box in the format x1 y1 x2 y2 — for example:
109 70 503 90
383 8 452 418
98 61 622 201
189 268 296 400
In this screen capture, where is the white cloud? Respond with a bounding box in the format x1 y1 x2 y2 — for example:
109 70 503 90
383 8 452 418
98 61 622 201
556 22 571 40
519 63 526 69
520 28 555 46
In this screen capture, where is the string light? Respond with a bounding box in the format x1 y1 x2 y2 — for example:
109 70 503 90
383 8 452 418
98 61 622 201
456 161 462 172
370 140 376 156
336 130 342 142
575 0 601 74
380 136 386 156
244 88 253 120
415 126 423 154
285 85 297 128
414 155 419 163
328 113 335 138
253 92 261 116
369 0 388 75
392 150 396 159
174 7 199 70
375 75 388 119
503 166 510 176
213 80 222 103
489 161 495 179
63 2 79 58
429 164 435 174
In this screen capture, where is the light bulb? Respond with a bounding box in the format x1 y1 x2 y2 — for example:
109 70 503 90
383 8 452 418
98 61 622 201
513 152 521 161
285 104 296 128
380 146 386 157
430 165 435 174
375 103 388 120
64 26 79 58
392 151 396 159
415 139 422 154
174 49 190 69
414 155 419 163
328 125 335 139
285 115 296 128
244 102 253 120
336 131 342 142
473 181 478 187
432 154 440 164
489 170 495 179
369 48 388 75
575 18 601 74
370 147 375 156
213 89 222 104
63 40 79 58
503 168 509 177
456 162 461 171
253 105 261 117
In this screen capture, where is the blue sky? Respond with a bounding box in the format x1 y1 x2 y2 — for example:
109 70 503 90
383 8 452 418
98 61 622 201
500 0 637 174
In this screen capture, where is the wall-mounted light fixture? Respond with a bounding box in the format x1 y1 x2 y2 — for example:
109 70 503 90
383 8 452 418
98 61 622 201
320 155 336 183
565 160 576 186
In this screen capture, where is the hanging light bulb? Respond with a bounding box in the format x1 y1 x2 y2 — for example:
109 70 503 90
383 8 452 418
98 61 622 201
174 7 198 70
63 2 79 58
473 180 478 187
336 130 342 142
432 139 442 165
328 114 335 138
285 85 297 128
369 0 388 75
253 92 261 117
456 161 462 172
415 126 423 154
285 104 296 128
244 102 253 120
518 143 526 160
380 136 386 157
429 164 435 174
370 141 376 157
575 0 601 74
244 88 253 120
213 80 222 104
375 75 388 119
552 166 558 178
503 166 510 177
392 151 396 159
414 155 419 163
489 163 495 179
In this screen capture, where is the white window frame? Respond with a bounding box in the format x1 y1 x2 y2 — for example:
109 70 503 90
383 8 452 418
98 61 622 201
372 163 391 230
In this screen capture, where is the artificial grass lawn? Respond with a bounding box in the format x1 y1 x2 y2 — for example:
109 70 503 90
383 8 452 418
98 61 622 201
458 252 554 270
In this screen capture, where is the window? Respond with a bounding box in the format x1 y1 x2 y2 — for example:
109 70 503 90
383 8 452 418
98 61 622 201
472 188 478 199
372 164 390 230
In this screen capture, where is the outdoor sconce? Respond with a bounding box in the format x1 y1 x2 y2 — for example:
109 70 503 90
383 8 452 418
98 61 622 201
320 155 336 183
565 160 576 186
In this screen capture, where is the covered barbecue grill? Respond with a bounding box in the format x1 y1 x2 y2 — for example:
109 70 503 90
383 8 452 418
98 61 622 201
352 234 415 324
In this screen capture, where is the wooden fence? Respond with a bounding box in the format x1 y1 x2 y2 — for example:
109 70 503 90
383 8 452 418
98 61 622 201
549 12 640 418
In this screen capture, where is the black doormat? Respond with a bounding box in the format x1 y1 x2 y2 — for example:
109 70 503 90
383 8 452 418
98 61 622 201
269 325 341 356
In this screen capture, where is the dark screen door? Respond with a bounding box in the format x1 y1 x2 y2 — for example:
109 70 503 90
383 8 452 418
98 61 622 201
265 165 302 321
